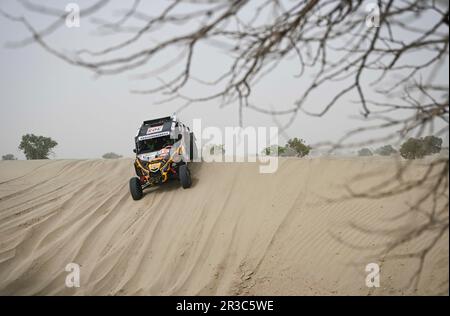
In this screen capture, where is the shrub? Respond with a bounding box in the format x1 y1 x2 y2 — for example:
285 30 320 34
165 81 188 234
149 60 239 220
102 152 123 159
286 138 311 157
400 138 425 159
375 145 397 156
209 144 225 155
358 148 373 156
280 147 298 157
2 154 17 160
422 136 443 155
400 136 443 160
262 145 286 156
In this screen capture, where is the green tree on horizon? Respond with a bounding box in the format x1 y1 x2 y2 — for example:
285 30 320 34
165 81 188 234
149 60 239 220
262 145 286 156
375 145 397 156
2 154 18 160
400 136 443 160
358 148 373 157
102 152 123 159
19 134 58 160
286 138 311 158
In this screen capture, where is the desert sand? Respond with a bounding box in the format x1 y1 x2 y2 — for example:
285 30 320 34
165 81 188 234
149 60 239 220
0 158 448 295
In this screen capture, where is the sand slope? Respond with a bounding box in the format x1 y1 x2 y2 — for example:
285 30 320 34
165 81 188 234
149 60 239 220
0 158 448 295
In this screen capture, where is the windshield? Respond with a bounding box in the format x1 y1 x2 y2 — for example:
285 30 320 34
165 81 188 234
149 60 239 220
137 136 174 154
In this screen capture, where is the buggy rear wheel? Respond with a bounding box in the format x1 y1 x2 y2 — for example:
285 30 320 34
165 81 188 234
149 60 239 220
129 177 143 200
179 164 192 189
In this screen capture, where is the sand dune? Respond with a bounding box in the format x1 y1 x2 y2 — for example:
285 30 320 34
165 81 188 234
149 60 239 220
0 158 448 295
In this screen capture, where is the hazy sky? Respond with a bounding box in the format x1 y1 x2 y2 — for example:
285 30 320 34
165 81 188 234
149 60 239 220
0 0 448 159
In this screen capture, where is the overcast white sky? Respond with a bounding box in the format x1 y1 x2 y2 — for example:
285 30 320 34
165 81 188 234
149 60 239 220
0 0 448 159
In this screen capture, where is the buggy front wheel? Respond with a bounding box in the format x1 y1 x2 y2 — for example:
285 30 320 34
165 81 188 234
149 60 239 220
179 165 192 189
129 177 143 200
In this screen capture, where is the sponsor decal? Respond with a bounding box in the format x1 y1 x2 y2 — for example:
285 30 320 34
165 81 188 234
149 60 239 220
138 131 171 141
139 153 157 161
147 125 164 134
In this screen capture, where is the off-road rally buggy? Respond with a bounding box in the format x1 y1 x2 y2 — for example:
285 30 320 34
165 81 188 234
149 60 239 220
129 115 197 200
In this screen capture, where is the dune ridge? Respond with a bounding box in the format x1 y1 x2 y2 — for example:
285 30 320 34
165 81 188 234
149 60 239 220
0 158 448 295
